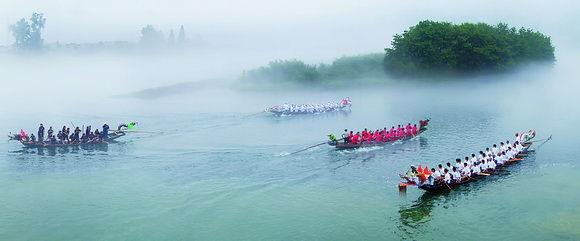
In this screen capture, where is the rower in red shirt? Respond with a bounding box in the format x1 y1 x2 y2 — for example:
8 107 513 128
347 131 354 143
352 132 360 144
412 124 418 135
374 130 381 142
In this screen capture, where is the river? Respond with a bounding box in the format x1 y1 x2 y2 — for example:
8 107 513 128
0 54 579 240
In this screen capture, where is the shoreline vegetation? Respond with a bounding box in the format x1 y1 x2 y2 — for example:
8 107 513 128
242 20 555 85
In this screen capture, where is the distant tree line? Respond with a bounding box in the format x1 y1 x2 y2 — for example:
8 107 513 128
5 12 200 53
243 21 555 83
139 24 189 48
243 53 385 84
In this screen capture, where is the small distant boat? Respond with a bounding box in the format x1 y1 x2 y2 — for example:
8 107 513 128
266 97 351 116
19 131 126 148
329 119 429 150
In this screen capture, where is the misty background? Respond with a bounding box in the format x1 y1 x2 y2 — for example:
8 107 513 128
1 0 579 113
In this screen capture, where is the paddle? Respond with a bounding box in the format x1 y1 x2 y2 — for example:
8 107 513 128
478 173 491 176
444 182 452 190
528 135 552 143
285 138 343 156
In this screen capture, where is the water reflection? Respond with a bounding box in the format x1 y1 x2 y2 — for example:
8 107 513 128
265 109 351 123
15 144 109 156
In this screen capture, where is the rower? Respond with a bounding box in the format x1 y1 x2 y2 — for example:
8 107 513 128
102 123 110 139
496 152 505 165
428 168 438 185
443 169 451 184
38 124 45 142
455 159 463 171
451 167 461 183
353 132 360 144
488 158 497 170
461 163 471 179
341 129 348 142
492 144 499 156
446 162 452 171
481 159 488 172
485 147 492 157
437 164 445 175
515 132 523 144
470 154 477 165
347 132 354 144
94 129 101 141
30 134 36 143
471 162 481 175
432 167 442 180
499 142 506 153
47 127 54 139
412 124 418 135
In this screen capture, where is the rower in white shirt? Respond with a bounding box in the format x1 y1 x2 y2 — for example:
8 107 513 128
496 153 505 165
488 159 497 170
515 132 522 144
444 169 452 184
477 151 485 161
491 144 499 156
469 154 477 165
455 159 463 171
433 168 442 179
515 141 524 152
451 167 462 183
499 142 507 153
485 148 492 158
461 163 471 178
437 164 445 175
471 162 481 175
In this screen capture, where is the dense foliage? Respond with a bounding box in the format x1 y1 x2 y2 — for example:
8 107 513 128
384 21 555 76
10 13 46 51
243 53 385 84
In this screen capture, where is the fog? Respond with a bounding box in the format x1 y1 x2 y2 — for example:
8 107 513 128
1 0 579 115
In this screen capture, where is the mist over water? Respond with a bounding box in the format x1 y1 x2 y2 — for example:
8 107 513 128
1 0 580 240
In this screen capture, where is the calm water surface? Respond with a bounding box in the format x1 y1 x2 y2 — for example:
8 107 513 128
0 61 579 240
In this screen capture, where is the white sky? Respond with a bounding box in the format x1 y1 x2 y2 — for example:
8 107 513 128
1 0 579 49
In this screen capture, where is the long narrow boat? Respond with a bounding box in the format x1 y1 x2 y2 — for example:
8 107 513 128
329 119 429 150
266 98 351 116
401 131 537 193
19 131 126 148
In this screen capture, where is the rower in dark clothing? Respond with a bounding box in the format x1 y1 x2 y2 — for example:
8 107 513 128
38 124 45 142
30 134 36 143
47 127 54 139
93 129 101 141
73 127 81 143
85 126 91 138
102 123 110 139
50 135 57 144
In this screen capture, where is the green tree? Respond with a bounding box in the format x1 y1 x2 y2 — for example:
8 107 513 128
140 25 164 47
177 25 186 44
168 29 175 46
9 12 46 51
383 20 555 77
